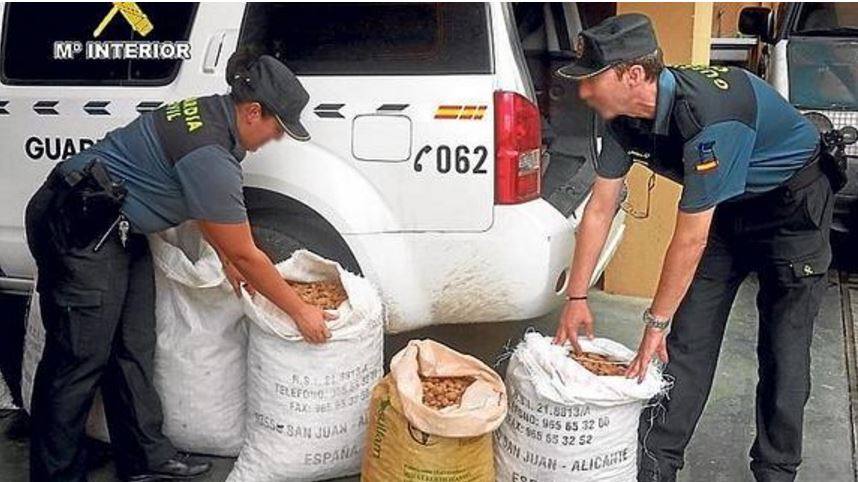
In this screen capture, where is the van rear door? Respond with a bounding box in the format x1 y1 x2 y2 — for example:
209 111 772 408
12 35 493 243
514 2 602 217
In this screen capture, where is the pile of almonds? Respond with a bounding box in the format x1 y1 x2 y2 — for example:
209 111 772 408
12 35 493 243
570 352 629 376
420 375 476 410
286 280 348 310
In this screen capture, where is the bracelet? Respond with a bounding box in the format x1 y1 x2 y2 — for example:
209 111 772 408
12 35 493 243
643 307 671 330
565 295 588 301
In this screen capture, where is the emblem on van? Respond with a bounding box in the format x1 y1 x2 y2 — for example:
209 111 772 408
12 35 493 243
435 105 487 120
94 2 153 38
52 2 190 61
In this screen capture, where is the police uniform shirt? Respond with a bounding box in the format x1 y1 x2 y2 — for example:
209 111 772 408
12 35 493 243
58 94 247 233
596 66 820 213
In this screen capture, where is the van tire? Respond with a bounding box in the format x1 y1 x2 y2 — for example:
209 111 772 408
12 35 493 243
245 188 361 275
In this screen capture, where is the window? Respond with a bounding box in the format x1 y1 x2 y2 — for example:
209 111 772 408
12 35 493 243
1 2 197 86
794 3 858 34
238 3 492 76
788 38 858 109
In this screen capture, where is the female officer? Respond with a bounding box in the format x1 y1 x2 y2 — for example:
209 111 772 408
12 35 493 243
24 51 334 482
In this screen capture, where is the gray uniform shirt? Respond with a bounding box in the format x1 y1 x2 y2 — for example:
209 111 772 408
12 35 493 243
58 94 247 233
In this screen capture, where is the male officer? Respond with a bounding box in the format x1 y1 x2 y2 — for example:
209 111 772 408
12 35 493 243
552 14 832 482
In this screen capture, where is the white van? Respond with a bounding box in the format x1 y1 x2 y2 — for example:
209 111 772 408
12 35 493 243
740 2 858 235
0 2 625 331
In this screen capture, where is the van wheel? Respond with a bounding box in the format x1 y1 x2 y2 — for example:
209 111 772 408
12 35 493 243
245 189 361 275
249 219 303 262
249 212 361 274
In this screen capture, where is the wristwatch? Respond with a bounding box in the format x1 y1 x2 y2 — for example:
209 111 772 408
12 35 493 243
643 308 671 331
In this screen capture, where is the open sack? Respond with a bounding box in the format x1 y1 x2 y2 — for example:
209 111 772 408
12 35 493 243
361 339 507 482
148 224 247 456
227 250 384 482
21 224 249 455
494 333 668 481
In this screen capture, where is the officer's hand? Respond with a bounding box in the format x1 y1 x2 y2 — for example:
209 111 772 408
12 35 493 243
553 300 595 353
625 326 669 383
293 303 337 344
224 260 255 297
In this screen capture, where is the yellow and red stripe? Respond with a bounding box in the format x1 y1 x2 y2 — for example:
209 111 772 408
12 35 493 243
434 105 487 120
695 160 718 172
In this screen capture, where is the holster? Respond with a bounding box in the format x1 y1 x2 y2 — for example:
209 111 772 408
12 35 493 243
818 142 848 193
49 159 127 250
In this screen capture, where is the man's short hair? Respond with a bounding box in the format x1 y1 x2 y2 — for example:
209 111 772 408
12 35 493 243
613 48 664 81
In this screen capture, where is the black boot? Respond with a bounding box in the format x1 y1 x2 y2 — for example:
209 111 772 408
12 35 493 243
126 453 211 481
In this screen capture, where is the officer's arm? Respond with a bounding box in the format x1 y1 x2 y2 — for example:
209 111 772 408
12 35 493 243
555 128 632 347
197 220 334 343
566 125 634 295
649 121 753 319
199 226 230 267
197 221 305 314
564 175 624 298
198 224 255 295
649 208 714 319
173 146 333 342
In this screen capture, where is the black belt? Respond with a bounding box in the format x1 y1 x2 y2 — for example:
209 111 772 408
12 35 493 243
47 161 97 190
781 153 824 194
724 148 824 207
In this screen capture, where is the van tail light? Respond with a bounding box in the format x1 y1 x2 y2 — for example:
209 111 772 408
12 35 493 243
494 90 542 204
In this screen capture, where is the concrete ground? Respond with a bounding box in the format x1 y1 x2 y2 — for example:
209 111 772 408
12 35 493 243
1 272 855 481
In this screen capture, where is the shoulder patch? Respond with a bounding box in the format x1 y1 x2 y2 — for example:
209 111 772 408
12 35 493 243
695 140 719 173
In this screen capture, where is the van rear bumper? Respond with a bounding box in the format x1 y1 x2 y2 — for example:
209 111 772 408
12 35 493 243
344 198 625 333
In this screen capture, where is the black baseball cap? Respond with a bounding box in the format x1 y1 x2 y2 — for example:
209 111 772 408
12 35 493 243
556 13 659 80
245 55 311 142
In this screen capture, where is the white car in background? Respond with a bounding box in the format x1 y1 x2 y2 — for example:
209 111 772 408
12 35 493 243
0 2 625 331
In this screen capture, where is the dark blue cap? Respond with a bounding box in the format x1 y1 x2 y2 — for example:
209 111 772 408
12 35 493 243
239 55 311 141
556 14 659 80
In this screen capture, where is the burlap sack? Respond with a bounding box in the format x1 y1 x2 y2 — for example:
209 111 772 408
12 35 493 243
361 340 507 482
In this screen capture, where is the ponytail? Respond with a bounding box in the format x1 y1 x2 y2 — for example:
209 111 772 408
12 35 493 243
225 47 265 105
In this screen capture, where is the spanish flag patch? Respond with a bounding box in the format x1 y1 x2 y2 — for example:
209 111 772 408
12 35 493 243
695 141 719 173
695 160 719 172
